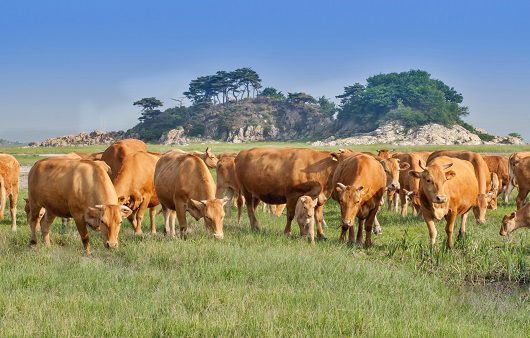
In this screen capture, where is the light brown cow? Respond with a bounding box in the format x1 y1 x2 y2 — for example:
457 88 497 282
235 148 340 239
482 155 509 207
72 151 103 160
427 150 492 224
393 152 424 216
114 151 160 234
411 156 479 248
377 149 395 159
511 156 530 209
332 154 386 246
154 152 228 239
101 139 147 180
215 153 245 221
27 158 132 253
295 196 318 244
0 153 20 231
507 152 530 203
500 204 530 235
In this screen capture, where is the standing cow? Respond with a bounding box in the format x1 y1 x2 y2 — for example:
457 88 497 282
0 153 20 231
27 158 132 253
332 154 386 247
411 156 479 248
507 152 530 203
511 156 530 209
216 153 245 221
101 139 147 180
154 152 227 239
235 148 341 239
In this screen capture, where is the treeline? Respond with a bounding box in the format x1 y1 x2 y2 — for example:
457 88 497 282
131 68 480 141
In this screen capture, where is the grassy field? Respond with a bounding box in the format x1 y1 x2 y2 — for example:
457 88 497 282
0 143 529 336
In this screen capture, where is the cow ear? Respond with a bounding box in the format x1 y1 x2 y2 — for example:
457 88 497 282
445 170 456 180
85 206 104 227
331 153 339 161
188 199 206 216
508 212 516 219
409 171 422 178
400 162 410 170
118 196 126 204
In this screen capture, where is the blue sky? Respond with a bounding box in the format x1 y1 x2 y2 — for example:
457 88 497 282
1 0 529 142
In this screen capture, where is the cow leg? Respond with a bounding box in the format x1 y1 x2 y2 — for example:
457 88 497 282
393 193 399 212
458 211 469 239
339 224 348 242
314 204 327 240
284 198 297 236
169 210 177 237
423 213 438 246
149 206 157 234
399 192 408 217
364 208 379 247
28 207 41 246
73 217 90 254
134 200 151 235
175 201 188 238
236 193 244 224
245 195 260 230
372 216 382 234
41 212 56 247
505 178 516 204
516 187 529 209
225 188 234 218
163 208 171 234
444 212 457 249
355 218 364 246
0 184 5 221
9 192 17 231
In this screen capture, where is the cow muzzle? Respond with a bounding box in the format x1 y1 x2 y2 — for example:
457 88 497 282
434 195 447 203
213 233 224 240
341 218 353 226
105 241 119 249
388 182 400 191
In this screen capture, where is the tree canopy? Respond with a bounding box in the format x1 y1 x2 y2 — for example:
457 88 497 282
336 70 468 128
133 97 163 122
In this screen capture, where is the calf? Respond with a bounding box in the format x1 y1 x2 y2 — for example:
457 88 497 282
295 196 318 244
332 154 386 247
155 152 228 239
411 156 479 248
27 158 132 253
500 204 530 236
393 152 423 216
0 153 20 231
482 155 509 204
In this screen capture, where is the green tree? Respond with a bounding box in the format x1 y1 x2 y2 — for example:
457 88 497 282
133 97 163 122
259 87 286 100
287 92 317 105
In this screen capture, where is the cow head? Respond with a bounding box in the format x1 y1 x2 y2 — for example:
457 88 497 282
410 161 455 207
486 172 499 210
377 149 394 159
203 147 219 169
85 205 132 249
335 183 370 226
380 158 409 191
188 196 229 239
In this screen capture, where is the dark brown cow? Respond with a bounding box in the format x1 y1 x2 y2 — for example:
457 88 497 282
235 148 340 239
332 154 386 246
0 153 20 231
154 152 227 239
27 158 132 253
411 156 480 248
101 139 147 180
427 150 492 224
114 151 160 234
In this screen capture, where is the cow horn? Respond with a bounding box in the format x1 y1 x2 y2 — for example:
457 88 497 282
442 163 453 169
337 183 347 189
419 160 427 170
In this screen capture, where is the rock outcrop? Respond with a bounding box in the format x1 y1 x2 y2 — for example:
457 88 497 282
312 121 524 146
32 130 125 147
159 127 188 145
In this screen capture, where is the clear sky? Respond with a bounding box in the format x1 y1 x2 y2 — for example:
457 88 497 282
1 0 529 142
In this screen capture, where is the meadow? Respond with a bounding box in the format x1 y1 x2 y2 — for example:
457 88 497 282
0 143 529 336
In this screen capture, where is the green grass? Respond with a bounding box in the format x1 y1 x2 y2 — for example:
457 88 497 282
1 143 529 335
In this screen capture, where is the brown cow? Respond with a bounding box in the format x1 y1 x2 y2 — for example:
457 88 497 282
166 148 219 169
507 152 530 203
27 158 132 253
295 196 318 244
101 139 147 180
427 150 492 224
235 148 339 239
154 152 227 239
215 153 245 221
377 149 394 159
393 152 424 216
0 153 20 231
482 155 509 206
500 204 530 236
113 151 160 234
411 156 479 248
72 151 103 160
332 154 386 246
511 156 530 209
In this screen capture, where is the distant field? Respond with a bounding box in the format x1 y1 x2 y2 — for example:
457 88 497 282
0 142 528 336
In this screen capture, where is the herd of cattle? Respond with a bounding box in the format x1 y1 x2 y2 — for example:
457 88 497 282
0 139 529 254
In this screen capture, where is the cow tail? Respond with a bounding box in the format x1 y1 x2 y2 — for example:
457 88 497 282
0 177 6 220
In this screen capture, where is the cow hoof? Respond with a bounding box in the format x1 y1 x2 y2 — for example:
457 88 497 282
317 235 328 241
373 228 383 235
29 240 37 246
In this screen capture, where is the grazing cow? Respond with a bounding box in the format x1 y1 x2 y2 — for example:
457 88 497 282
154 152 228 239
411 156 479 248
482 155 509 206
113 151 160 234
511 156 530 209
0 153 20 231
393 152 424 216
427 150 492 224
101 139 147 180
332 154 386 246
488 172 500 210
500 204 530 236
215 153 245 221
235 148 341 239
507 152 530 203
27 158 132 253
295 196 318 244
